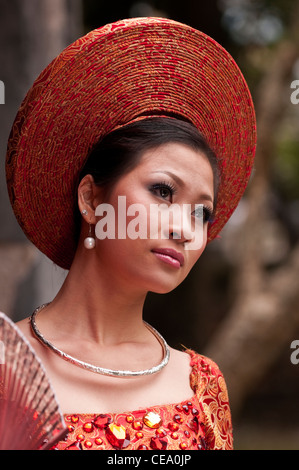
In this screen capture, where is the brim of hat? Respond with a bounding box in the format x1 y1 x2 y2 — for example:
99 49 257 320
6 17 256 270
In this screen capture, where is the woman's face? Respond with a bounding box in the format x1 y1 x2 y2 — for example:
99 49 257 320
92 142 215 295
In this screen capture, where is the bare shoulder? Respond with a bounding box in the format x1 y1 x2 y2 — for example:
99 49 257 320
168 347 193 379
169 347 192 366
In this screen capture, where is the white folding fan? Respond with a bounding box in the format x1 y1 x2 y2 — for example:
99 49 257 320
0 312 68 450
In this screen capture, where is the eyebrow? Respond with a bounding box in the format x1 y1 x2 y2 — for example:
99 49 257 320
151 170 214 204
152 170 184 186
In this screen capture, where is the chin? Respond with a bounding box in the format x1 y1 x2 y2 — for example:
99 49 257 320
147 278 185 295
150 286 175 295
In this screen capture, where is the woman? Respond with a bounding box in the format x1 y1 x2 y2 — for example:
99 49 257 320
6 17 256 450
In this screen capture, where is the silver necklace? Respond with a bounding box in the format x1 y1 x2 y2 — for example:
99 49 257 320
30 304 170 378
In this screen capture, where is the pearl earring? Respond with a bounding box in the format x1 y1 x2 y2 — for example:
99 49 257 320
84 224 95 249
81 210 95 249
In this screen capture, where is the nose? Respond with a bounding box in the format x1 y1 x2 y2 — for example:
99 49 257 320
162 204 194 243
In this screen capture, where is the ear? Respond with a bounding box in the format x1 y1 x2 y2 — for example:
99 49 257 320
78 174 103 224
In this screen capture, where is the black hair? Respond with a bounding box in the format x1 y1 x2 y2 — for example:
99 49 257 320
76 117 220 237
80 117 220 196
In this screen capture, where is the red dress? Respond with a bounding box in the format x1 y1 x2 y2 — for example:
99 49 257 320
53 350 233 450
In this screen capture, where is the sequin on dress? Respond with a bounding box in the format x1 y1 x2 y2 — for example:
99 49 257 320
53 351 233 450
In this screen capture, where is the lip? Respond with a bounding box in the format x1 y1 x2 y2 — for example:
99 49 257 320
151 248 185 268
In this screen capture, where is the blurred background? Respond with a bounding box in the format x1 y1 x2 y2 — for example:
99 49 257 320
1 0 299 449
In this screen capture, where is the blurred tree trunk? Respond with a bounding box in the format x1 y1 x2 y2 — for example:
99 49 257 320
0 0 82 317
205 1 299 415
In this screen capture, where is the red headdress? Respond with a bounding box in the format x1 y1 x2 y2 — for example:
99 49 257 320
6 17 256 270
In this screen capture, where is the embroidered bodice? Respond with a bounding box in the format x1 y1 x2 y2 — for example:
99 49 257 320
53 351 233 450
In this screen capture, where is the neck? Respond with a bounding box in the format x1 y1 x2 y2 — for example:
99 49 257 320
42 248 148 346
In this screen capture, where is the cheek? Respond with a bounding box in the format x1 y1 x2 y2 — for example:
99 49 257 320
185 230 208 269
187 248 205 271
118 201 151 241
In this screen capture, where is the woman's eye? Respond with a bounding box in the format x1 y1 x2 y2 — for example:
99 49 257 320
150 183 175 201
159 187 171 199
203 206 214 223
193 205 214 223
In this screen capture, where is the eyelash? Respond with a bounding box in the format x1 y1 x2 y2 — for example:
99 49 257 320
196 206 214 224
149 181 177 200
149 181 214 224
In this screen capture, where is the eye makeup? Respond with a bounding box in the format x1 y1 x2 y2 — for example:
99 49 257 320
193 205 214 224
149 181 177 201
149 180 214 225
